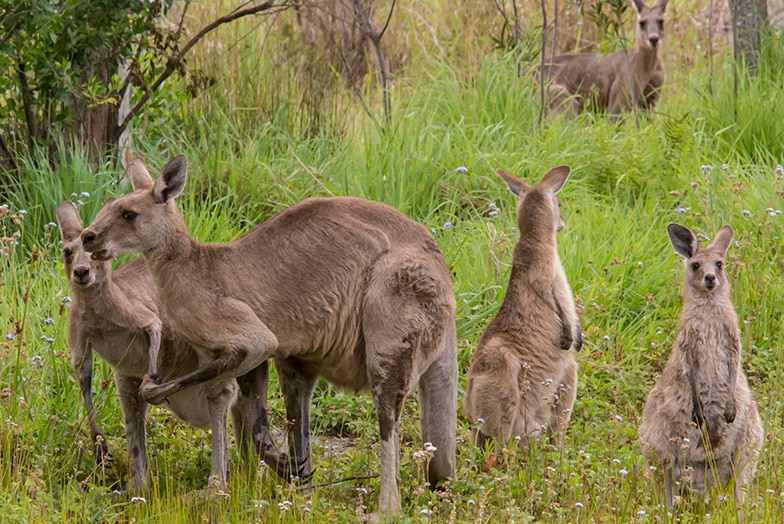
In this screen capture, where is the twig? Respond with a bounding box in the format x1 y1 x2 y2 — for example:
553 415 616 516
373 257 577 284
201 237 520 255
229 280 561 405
551 0 558 63
617 11 639 129
708 0 714 95
300 473 379 491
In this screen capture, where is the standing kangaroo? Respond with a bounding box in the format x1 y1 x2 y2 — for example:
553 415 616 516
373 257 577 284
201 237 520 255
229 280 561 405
57 201 275 493
639 224 763 508
464 166 582 449
80 155 458 518
541 0 667 116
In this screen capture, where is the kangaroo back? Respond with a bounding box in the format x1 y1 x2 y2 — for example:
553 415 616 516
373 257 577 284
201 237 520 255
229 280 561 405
465 166 581 450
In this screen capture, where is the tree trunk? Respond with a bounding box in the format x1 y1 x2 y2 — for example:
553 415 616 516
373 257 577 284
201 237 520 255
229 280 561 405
729 0 768 70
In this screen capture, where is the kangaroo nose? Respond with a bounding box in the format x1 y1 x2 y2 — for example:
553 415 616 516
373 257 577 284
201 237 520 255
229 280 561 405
81 230 96 247
648 36 659 47
704 274 716 289
73 267 90 283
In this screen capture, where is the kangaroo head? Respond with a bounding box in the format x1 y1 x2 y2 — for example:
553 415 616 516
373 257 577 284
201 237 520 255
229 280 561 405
56 201 110 288
81 155 188 261
632 0 667 50
668 223 733 295
497 165 571 233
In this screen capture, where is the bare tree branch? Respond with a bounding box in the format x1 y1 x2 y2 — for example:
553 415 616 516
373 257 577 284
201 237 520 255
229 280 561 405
378 0 396 39
351 0 395 124
117 1 286 137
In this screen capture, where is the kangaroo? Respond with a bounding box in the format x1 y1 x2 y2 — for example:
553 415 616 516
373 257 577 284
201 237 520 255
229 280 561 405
464 166 582 451
56 201 277 493
540 0 667 116
639 224 763 509
80 155 458 518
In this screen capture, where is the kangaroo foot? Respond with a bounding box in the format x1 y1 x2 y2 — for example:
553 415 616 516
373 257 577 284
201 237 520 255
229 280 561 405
139 374 178 405
93 434 111 467
264 450 314 484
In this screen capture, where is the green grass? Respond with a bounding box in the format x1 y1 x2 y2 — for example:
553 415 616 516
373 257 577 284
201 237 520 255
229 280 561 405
4 2 784 522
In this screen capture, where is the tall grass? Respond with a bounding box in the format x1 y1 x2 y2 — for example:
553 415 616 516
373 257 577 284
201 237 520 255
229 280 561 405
3 1 784 521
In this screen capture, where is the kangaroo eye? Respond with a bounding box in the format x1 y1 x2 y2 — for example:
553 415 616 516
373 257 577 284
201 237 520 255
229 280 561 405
716 261 723 270
639 21 647 30
122 210 137 221
691 262 700 271
63 248 73 258
657 20 664 30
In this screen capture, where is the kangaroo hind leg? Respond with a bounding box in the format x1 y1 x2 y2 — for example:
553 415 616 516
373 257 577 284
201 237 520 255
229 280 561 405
418 321 458 487
362 253 455 518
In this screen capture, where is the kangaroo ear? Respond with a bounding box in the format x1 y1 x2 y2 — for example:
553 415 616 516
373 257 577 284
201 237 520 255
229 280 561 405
632 0 648 14
709 225 734 257
497 169 532 197
154 155 187 203
539 165 571 196
128 157 154 191
655 0 668 13
667 223 698 259
56 201 83 241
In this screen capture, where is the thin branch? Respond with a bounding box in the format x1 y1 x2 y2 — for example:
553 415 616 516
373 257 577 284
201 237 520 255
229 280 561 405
617 12 639 129
117 1 284 137
513 0 521 75
378 0 396 39
708 0 714 95
538 0 547 126
352 0 394 124
551 0 558 63
302 474 379 490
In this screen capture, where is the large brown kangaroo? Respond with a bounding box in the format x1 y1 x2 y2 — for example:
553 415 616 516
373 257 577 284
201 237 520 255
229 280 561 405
540 0 668 116
81 155 458 518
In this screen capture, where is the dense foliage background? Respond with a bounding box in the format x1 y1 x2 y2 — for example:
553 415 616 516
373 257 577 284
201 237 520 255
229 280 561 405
3 1 784 521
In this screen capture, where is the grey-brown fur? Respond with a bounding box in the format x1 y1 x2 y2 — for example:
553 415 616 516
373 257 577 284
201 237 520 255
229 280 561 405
80 156 458 518
464 166 582 449
540 0 667 116
56 201 274 494
639 223 763 508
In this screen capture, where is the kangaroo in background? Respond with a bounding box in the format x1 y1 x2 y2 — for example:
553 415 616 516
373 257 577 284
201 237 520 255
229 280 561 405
639 224 763 509
464 166 582 451
540 0 667 116
57 201 277 493
80 155 458 518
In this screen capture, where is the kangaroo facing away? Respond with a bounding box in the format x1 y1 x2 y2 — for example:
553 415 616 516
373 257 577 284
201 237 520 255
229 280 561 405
80 156 458 518
540 0 667 116
57 201 277 493
464 166 582 451
639 224 763 509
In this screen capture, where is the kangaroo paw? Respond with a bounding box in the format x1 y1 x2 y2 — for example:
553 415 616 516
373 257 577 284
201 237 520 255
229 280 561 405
724 401 736 424
572 328 584 352
139 375 177 405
